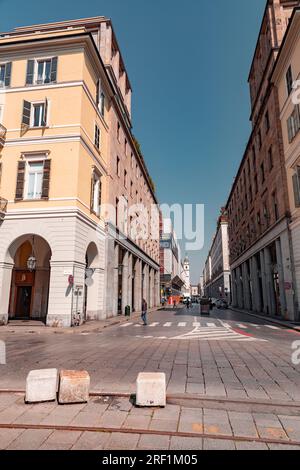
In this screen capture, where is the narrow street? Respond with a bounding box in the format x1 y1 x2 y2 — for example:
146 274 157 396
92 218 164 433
0 306 300 450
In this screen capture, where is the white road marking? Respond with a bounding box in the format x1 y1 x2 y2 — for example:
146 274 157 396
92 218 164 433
206 323 216 327
223 323 231 328
149 322 160 327
265 325 280 330
120 323 133 328
163 323 172 327
178 322 187 327
171 325 267 342
237 324 247 329
193 322 201 327
134 324 142 328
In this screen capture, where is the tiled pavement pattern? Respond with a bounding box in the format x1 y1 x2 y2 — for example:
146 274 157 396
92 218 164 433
0 393 300 450
1 329 300 401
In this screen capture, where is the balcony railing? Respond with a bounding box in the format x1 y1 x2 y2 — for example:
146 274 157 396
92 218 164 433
0 197 8 221
0 123 7 150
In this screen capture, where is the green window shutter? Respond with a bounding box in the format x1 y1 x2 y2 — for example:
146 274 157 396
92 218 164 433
22 100 31 126
41 159 51 199
26 60 35 85
42 98 48 127
293 173 300 207
4 62 12 87
90 173 95 212
15 161 26 201
50 57 58 83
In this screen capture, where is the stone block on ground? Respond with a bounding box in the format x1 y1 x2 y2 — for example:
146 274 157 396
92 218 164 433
136 373 166 408
25 369 58 403
58 370 90 404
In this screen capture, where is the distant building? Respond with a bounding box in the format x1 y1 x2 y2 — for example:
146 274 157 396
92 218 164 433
159 216 184 301
203 209 230 301
191 285 199 297
182 256 191 297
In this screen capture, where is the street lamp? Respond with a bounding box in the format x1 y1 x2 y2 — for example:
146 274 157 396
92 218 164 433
27 236 37 272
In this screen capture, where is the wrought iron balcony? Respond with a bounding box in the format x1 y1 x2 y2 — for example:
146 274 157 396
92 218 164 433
0 123 6 150
0 197 8 221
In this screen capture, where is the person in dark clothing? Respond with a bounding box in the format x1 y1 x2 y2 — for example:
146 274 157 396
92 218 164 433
141 298 148 325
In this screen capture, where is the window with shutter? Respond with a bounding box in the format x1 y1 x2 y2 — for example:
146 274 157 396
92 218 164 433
293 173 300 208
22 100 31 127
4 62 12 87
26 60 35 85
15 161 26 201
50 57 58 83
0 62 12 88
41 159 51 199
26 58 58 85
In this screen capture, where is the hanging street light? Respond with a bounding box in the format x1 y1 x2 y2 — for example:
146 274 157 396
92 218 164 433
27 236 37 272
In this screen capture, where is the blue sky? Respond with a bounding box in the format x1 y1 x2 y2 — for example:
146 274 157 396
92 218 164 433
0 0 265 283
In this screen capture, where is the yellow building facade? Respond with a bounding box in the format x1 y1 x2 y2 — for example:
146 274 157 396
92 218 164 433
0 18 160 327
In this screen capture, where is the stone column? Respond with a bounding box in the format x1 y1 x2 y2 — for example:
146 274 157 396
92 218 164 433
47 260 86 328
251 256 262 313
104 237 115 318
113 243 119 316
121 251 129 315
260 250 269 314
275 238 287 317
155 270 160 307
134 259 142 312
236 266 244 309
149 268 155 308
231 269 237 307
264 246 276 316
127 253 133 312
0 262 13 325
143 264 150 305
242 262 251 311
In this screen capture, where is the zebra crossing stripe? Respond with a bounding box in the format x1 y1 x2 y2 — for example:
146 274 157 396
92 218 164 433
149 323 160 327
121 323 133 328
164 323 172 327
178 323 187 327
207 323 216 327
265 325 280 330
237 324 247 329
193 322 201 327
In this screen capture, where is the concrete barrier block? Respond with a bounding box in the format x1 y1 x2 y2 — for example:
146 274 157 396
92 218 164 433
58 370 90 404
136 372 166 407
25 369 58 403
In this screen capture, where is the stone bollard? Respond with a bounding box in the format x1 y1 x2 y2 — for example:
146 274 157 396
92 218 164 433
25 369 58 403
136 372 166 407
58 370 90 404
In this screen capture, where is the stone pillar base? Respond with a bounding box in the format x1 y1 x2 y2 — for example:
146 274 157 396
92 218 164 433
46 314 72 328
0 314 8 326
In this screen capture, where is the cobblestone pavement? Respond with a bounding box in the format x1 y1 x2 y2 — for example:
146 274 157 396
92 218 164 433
0 307 300 402
0 393 300 450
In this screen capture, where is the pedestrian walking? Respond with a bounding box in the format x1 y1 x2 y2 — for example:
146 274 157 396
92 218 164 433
141 298 148 326
173 300 177 309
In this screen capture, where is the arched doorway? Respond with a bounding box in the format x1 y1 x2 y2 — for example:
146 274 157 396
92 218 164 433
8 235 51 322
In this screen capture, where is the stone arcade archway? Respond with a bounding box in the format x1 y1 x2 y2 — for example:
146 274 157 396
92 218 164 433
6 234 52 323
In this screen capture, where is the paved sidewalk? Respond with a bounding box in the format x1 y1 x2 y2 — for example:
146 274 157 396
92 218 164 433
230 308 300 332
0 393 300 450
0 307 162 336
